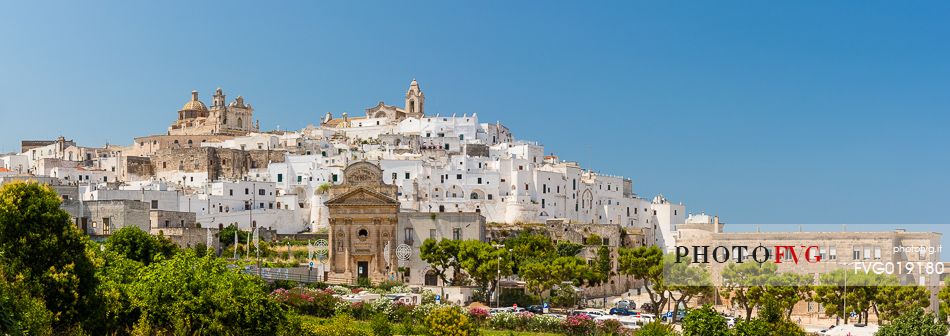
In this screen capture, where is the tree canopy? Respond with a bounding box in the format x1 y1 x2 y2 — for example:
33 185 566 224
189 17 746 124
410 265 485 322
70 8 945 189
0 182 98 330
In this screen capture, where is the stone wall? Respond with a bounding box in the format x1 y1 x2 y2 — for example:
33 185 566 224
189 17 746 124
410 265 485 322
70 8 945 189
124 156 153 180
150 210 198 229
152 147 285 181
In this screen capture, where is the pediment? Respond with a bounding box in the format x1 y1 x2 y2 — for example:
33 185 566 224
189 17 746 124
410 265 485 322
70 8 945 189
325 187 398 206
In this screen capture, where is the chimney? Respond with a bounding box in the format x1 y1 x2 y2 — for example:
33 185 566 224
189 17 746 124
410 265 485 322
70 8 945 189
713 215 720 233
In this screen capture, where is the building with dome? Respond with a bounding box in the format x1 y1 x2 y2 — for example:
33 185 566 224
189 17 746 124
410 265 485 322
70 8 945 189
168 88 258 136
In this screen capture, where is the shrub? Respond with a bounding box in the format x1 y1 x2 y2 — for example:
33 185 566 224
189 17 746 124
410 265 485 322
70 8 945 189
349 302 374 320
562 314 595 335
370 313 393 336
271 279 299 291
468 306 490 324
310 314 371 336
875 308 947 336
681 305 727 336
424 306 479 336
270 287 340 317
390 302 416 322
636 321 679 336
597 318 623 335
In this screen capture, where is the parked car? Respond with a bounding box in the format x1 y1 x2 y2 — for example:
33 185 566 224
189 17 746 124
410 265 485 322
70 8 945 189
511 307 527 313
526 305 544 314
661 310 686 322
571 308 606 317
609 307 634 316
615 299 637 310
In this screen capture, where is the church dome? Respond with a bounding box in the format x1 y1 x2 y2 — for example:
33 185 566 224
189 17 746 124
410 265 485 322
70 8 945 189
181 90 208 112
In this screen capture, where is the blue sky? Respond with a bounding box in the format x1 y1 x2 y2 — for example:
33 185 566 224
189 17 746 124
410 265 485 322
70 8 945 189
1 1 947 239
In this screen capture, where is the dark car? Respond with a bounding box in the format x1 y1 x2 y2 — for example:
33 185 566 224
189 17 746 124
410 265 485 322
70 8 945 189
609 307 633 316
526 305 544 314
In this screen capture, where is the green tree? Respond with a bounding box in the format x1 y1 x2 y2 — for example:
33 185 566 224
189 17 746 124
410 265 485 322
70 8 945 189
721 262 775 320
218 223 249 247
618 245 667 315
555 241 584 257
681 304 728 336
503 231 555 271
936 276 950 323
875 285 929 322
876 308 948 336
812 269 888 324
105 226 178 265
456 240 512 302
0 182 98 330
0 263 53 336
521 256 591 304
419 238 461 287
593 245 611 284
665 255 714 321
129 250 290 334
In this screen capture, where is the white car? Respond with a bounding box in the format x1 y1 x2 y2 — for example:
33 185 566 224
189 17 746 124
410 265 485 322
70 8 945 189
724 316 736 328
573 308 606 317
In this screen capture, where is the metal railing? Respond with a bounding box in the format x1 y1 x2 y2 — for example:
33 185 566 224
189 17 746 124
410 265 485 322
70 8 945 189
242 266 324 283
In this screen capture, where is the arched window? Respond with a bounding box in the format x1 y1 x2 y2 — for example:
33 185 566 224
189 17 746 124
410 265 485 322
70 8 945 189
358 229 368 239
470 192 479 200
237 117 243 127
409 101 415 114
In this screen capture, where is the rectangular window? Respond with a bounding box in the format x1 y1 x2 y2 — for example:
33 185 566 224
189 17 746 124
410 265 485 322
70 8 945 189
829 247 837 260
277 174 283 182
874 247 881 260
477 177 482 184
404 228 414 244
244 188 249 195
456 174 462 180
853 247 861 260
864 247 871 260
258 189 265 196
405 172 410 179
150 200 158 209
452 228 461 240
297 176 302 183
332 174 338 182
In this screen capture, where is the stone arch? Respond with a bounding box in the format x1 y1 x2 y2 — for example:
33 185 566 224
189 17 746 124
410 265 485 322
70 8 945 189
470 189 485 200
446 185 463 198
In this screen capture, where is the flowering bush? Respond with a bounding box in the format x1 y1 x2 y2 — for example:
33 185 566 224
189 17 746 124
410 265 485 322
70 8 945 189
348 302 374 320
424 306 479 336
413 303 442 320
562 314 595 335
329 285 351 296
596 318 623 335
270 287 339 317
390 301 416 322
525 314 562 333
468 306 490 323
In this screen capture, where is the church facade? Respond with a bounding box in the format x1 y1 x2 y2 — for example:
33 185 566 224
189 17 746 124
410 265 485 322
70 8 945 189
325 161 400 284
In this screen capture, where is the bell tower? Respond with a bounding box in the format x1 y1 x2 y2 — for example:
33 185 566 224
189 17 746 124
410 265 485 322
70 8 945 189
404 79 424 117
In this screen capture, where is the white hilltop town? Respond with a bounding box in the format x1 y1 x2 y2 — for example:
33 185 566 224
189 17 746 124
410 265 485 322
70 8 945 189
0 80 941 324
